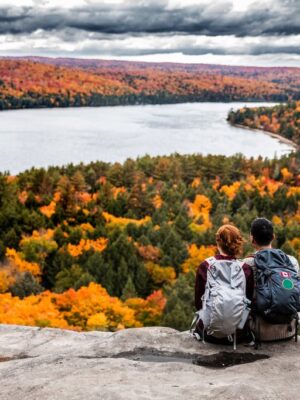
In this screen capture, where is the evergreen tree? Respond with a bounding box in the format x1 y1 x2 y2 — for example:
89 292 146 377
103 232 151 297
43 250 73 289
0 240 5 260
160 227 188 273
10 272 43 299
84 252 115 294
71 170 87 192
162 272 195 331
121 276 137 300
133 260 151 297
115 257 129 296
54 265 94 293
174 209 193 241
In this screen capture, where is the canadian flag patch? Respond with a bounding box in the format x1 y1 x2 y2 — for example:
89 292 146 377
280 271 291 278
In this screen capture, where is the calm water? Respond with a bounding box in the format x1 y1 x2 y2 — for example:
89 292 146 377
0 102 293 174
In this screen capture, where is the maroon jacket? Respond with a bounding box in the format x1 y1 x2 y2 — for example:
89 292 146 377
194 254 254 311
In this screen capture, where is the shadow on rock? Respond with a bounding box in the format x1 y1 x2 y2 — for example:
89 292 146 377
193 351 270 368
80 347 270 369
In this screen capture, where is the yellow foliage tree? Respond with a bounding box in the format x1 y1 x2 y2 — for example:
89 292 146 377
288 238 300 259
102 211 151 228
86 312 108 331
0 269 15 293
0 283 139 331
152 194 163 209
272 215 283 226
182 244 216 273
220 181 241 200
67 238 108 257
145 262 176 286
188 195 212 232
281 167 293 183
6 248 41 277
40 201 56 218
125 290 166 326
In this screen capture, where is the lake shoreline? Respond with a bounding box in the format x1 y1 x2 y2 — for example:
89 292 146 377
0 100 282 113
229 122 298 151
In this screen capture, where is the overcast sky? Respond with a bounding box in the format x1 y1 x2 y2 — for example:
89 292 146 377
0 0 299 66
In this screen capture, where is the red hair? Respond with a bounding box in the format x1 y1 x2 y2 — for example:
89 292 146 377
216 224 244 257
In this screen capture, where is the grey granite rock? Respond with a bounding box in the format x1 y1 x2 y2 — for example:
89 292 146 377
0 324 299 400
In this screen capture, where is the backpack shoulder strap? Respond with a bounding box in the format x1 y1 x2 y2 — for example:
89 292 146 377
288 255 300 274
206 257 219 276
206 256 216 267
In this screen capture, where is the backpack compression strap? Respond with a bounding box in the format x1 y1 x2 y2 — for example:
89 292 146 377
190 310 201 334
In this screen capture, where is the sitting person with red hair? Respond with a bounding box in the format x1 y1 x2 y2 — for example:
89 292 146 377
193 224 253 345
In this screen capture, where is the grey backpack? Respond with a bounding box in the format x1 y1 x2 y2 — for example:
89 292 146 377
191 257 251 349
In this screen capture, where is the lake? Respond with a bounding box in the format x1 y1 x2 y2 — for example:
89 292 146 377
0 102 293 174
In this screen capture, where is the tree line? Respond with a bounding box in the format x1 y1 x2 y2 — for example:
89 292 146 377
0 59 299 111
227 101 300 147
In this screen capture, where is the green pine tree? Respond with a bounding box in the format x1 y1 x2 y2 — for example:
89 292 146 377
121 276 137 300
162 272 195 331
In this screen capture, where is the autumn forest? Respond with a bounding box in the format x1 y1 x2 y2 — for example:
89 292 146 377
1 57 300 332
1 58 300 110
228 101 300 147
0 153 300 331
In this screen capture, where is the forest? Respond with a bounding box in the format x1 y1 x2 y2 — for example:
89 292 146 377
1 58 300 110
227 101 300 147
0 152 300 331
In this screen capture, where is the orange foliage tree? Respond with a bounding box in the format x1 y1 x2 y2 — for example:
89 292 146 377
0 283 140 331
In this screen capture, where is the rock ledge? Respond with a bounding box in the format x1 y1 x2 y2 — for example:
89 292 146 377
0 324 299 400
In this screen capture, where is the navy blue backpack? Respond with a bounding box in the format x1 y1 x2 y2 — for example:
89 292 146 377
254 249 300 325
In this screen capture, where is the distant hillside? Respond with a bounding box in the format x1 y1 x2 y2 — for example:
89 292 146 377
0 57 300 110
227 101 300 147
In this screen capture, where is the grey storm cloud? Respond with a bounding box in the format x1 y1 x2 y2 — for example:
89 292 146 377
0 0 299 37
74 40 300 57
